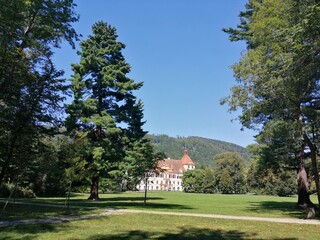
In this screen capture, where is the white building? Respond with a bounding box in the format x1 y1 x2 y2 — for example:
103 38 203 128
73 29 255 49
137 150 195 191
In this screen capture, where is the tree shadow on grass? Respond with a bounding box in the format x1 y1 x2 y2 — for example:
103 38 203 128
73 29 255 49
0 223 69 240
37 196 194 211
247 201 307 219
25 196 163 205
2 195 194 215
86 228 298 240
96 196 193 210
0 202 97 221
0 221 299 240
100 196 164 201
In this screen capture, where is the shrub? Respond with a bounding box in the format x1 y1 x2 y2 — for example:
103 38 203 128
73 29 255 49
0 183 35 198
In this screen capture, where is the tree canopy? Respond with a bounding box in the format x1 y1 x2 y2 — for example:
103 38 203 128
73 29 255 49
66 21 153 200
0 0 79 186
222 0 320 208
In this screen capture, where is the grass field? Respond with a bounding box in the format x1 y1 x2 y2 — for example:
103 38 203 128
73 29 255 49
1 213 320 240
8 191 317 218
0 191 319 240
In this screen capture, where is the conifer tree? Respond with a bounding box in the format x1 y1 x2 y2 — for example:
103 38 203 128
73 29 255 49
66 21 149 200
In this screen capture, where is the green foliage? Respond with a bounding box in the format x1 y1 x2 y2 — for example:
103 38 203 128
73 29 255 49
247 164 296 197
246 144 296 197
0 183 35 198
182 169 216 193
182 170 196 193
29 136 68 197
222 0 320 139
66 21 154 197
273 170 297 197
0 0 79 186
183 152 247 194
214 152 247 194
146 134 250 167
223 0 320 204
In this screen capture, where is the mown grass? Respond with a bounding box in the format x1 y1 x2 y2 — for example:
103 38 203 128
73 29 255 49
6 191 317 219
0 202 102 221
1 213 319 240
1 192 319 239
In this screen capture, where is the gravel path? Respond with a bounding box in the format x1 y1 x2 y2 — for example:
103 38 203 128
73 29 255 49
117 209 320 225
1 201 320 227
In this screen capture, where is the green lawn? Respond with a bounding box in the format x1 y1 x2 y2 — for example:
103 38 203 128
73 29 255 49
0 192 319 240
7 191 317 219
1 213 319 240
0 203 101 221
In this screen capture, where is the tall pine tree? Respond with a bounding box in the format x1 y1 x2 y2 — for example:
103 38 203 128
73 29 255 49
66 21 152 200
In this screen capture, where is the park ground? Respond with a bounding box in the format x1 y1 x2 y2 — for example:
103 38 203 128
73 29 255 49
0 191 319 239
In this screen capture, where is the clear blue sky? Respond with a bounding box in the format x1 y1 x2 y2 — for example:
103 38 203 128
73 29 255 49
54 0 256 147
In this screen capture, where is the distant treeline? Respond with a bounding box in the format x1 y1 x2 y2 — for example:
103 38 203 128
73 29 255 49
146 134 251 168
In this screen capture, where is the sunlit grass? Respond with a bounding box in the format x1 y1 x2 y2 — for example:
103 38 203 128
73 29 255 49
2 191 318 219
1 213 319 240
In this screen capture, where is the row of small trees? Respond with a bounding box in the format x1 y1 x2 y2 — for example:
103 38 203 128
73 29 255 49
182 152 297 196
0 0 157 199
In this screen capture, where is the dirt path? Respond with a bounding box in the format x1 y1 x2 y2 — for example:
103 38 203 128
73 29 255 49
1 201 320 227
117 209 320 225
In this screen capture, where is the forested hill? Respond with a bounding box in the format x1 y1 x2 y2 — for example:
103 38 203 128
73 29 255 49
146 134 251 168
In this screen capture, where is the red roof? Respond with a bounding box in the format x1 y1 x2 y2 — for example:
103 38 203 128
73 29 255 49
180 149 195 165
158 159 184 173
157 150 195 174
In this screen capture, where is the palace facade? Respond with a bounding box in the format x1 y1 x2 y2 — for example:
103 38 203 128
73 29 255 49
137 150 195 191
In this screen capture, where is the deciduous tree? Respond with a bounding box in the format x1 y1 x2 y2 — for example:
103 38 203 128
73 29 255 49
222 0 320 208
0 0 78 186
213 152 247 194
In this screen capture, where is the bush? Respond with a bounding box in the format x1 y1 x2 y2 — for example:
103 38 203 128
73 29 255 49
274 170 296 197
247 166 296 197
182 169 216 193
0 183 35 198
214 152 247 194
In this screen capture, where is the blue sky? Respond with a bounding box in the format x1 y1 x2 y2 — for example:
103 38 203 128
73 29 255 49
54 0 256 147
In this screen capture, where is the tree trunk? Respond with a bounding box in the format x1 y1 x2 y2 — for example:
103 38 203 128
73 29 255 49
310 148 320 208
88 176 99 200
144 177 148 206
296 165 314 209
304 133 320 208
295 112 314 209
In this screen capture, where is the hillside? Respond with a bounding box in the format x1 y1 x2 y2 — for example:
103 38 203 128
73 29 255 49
146 134 251 168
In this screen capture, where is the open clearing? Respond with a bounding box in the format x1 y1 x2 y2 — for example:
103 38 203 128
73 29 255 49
0 191 319 239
